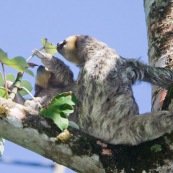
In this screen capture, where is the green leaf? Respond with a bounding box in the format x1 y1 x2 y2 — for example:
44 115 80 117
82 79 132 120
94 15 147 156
0 73 15 86
0 73 32 96
52 92 77 106
59 104 74 115
6 74 15 82
0 73 3 86
50 113 69 131
0 88 6 98
7 56 34 76
41 109 69 131
41 38 57 55
19 80 33 96
0 49 8 62
150 144 162 152
40 92 77 130
0 49 34 76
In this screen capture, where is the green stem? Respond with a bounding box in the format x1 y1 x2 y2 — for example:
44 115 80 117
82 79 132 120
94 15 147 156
8 48 43 101
26 54 35 62
20 86 42 108
1 63 8 98
8 72 23 101
0 86 10 92
8 50 38 101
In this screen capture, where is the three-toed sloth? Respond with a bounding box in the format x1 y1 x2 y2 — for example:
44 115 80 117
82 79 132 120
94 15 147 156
33 35 173 145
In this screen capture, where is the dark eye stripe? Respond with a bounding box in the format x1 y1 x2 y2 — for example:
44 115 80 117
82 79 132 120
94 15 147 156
57 40 67 51
61 40 67 46
75 38 78 48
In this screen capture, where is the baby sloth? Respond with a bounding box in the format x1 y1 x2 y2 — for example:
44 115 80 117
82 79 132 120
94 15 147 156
34 35 173 145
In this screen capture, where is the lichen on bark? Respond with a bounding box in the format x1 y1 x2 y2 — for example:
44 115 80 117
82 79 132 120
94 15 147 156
145 0 173 111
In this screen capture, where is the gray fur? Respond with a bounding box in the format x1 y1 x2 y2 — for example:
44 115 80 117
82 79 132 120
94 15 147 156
33 50 74 106
34 35 173 145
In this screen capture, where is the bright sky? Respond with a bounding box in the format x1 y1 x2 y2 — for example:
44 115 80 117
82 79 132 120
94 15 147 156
0 1 149 173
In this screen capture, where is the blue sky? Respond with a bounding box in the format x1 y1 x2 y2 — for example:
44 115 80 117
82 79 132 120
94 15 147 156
0 1 149 173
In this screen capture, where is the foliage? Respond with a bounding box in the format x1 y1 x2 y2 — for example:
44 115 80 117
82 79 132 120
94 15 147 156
41 38 57 55
40 92 78 131
0 88 5 98
0 73 32 97
0 49 34 76
0 39 77 131
150 144 162 152
40 40 78 130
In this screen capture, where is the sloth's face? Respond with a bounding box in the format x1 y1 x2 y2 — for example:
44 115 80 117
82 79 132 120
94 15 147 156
36 65 51 88
57 35 79 65
57 35 89 65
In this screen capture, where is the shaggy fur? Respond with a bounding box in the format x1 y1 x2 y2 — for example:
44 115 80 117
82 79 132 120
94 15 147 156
33 52 74 106
34 35 173 145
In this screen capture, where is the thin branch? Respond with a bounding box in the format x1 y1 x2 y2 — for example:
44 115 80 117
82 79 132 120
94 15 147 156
20 86 42 108
8 72 23 101
0 86 11 93
7 49 41 101
0 97 173 173
1 63 8 98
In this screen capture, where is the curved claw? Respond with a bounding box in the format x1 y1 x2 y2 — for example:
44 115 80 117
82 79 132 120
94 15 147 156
32 49 45 59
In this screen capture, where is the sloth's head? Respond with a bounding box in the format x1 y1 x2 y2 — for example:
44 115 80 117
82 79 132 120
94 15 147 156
57 35 115 66
36 65 51 88
57 35 91 66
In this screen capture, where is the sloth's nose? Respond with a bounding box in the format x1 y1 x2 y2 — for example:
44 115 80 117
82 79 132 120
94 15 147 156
57 40 66 52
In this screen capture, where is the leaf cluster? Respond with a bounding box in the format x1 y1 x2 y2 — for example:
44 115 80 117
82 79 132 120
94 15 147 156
41 38 57 55
0 73 32 98
0 49 33 98
0 49 34 76
0 38 77 132
40 92 78 131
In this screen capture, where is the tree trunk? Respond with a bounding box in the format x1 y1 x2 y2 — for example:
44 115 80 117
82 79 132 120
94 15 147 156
1 96 173 173
144 0 173 111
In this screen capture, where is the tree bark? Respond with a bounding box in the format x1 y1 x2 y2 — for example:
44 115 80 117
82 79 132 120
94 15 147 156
1 1 173 173
1 97 173 173
144 0 173 111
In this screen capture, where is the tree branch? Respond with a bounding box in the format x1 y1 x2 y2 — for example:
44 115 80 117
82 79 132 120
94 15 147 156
0 97 173 173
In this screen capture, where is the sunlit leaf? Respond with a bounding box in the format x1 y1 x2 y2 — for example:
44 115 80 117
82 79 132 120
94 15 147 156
0 88 6 98
51 113 69 131
6 56 34 76
51 92 77 107
0 49 34 76
40 92 77 131
0 73 3 86
0 72 32 96
0 73 15 87
41 38 57 55
41 110 69 131
6 74 15 82
0 73 15 88
0 49 8 62
7 75 33 96
19 80 33 96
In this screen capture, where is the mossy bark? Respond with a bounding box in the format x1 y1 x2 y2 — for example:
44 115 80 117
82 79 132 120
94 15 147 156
1 98 173 173
144 0 173 111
